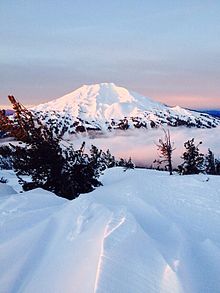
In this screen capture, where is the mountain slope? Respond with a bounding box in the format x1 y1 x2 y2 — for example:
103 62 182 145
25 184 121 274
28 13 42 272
33 83 219 134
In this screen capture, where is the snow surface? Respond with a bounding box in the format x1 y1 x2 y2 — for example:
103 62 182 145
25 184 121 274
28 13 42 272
0 183 16 197
1 168 220 292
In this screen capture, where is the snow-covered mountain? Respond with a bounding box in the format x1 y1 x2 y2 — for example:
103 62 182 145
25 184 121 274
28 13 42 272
33 83 219 134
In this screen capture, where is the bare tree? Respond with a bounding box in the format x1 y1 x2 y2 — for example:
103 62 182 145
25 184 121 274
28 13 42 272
155 129 175 175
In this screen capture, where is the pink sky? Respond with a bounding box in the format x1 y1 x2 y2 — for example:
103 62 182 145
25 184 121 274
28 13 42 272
0 97 219 111
1 91 219 110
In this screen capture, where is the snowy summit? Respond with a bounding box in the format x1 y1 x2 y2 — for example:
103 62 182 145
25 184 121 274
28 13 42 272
33 83 219 134
34 83 165 120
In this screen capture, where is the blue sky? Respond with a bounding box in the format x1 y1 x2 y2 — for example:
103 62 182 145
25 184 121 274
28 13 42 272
0 0 220 108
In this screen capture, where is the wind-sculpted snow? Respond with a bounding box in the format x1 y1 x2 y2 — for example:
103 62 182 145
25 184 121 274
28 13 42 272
1 168 220 292
32 83 219 135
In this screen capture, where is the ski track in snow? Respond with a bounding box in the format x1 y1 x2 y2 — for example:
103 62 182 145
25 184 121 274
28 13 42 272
0 168 220 292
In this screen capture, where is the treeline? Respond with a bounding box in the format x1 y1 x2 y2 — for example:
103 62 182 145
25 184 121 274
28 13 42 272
155 129 220 175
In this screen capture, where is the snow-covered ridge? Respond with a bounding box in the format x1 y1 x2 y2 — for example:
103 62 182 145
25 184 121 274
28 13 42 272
33 83 219 134
1 168 220 292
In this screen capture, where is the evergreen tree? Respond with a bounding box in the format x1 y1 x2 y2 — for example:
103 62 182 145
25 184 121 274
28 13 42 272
0 96 102 199
89 144 106 173
178 138 205 175
4 133 103 200
205 149 216 175
102 149 117 168
215 158 220 175
0 145 13 170
123 157 135 171
117 157 135 171
0 96 43 142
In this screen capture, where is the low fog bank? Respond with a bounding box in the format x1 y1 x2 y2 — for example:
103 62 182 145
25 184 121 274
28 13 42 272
73 126 220 168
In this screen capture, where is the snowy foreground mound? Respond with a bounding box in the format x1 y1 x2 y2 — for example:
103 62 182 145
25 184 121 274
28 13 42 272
1 169 220 293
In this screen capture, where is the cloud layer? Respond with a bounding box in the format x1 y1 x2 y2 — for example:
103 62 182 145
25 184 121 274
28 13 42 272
74 127 220 168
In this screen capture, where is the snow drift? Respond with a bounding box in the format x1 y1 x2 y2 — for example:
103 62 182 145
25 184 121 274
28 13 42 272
1 168 220 292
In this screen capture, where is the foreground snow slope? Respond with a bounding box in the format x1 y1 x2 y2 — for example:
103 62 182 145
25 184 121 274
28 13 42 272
1 168 220 293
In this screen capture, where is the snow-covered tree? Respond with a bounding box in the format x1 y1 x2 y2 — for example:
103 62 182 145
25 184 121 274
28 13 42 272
205 149 216 175
178 138 205 175
215 158 220 175
101 149 117 169
0 97 102 199
119 157 135 170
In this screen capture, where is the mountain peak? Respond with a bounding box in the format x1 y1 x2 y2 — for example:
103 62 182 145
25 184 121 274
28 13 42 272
33 83 219 133
34 83 164 117
79 82 136 104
